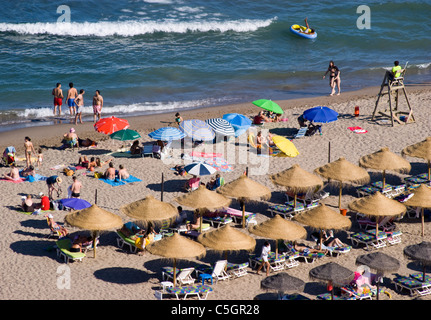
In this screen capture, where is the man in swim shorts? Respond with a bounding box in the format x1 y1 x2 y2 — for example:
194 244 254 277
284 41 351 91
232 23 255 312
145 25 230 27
92 90 103 123
74 89 85 125
70 176 82 198
52 83 64 116
66 82 78 116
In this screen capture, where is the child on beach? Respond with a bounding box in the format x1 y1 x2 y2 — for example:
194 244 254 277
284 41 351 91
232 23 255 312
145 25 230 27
24 137 36 168
37 148 43 168
175 112 183 125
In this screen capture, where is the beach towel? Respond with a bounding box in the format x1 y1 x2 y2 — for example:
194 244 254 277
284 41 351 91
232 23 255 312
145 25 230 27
25 174 47 182
98 175 142 186
1 177 25 183
348 126 368 134
50 164 66 170
190 151 223 158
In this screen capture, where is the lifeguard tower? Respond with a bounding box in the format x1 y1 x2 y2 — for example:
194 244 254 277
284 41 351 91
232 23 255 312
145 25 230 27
371 63 414 126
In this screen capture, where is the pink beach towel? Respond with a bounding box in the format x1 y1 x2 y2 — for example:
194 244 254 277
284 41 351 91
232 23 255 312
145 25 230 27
190 151 223 158
348 126 368 134
1 178 25 183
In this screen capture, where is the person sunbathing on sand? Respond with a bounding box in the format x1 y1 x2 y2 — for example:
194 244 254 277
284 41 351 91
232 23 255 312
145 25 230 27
118 164 130 181
104 162 116 180
96 157 112 168
3 164 20 181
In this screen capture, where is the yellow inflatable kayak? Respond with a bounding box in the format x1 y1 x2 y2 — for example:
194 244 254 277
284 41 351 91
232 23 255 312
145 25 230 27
290 24 317 39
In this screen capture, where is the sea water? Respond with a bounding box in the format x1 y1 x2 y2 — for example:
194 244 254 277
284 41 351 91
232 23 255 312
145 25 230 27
0 0 430 132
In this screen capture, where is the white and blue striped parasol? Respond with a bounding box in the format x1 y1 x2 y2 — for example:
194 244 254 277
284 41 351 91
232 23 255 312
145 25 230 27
179 119 215 141
148 127 186 141
184 161 217 176
205 118 236 136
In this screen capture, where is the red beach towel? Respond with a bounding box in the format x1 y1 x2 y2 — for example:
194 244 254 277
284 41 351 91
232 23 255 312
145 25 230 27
348 126 368 134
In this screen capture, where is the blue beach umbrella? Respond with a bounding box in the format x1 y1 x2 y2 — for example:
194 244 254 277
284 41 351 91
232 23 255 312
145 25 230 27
205 118 235 136
148 127 186 141
184 162 217 176
179 119 215 141
60 198 92 210
303 106 338 123
222 113 252 137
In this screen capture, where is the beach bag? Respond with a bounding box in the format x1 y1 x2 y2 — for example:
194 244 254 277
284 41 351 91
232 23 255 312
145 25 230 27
63 168 75 176
94 172 103 179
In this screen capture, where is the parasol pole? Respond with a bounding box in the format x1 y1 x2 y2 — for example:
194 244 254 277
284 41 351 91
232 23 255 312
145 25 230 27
161 173 164 202
95 189 98 205
428 160 430 181
422 207 425 237
173 258 177 287
382 170 386 189
339 182 342 209
241 200 246 229
319 229 323 251
92 230 98 259
294 193 297 209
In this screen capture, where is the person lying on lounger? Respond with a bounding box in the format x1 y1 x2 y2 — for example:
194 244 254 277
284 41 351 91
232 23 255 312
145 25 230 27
294 241 327 254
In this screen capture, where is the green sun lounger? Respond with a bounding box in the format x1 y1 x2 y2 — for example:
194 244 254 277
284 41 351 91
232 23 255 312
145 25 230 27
56 239 86 263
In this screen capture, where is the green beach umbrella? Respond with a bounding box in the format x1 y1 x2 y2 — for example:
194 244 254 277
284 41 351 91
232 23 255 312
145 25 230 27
252 99 284 115
110 129 141 141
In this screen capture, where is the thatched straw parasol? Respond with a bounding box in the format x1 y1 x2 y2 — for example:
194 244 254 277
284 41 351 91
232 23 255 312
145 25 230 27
359 147 411 188
402 137 431 180
65 204 123 258
249 215 306 257
270 164 323 208
314 157 370 209
356 252 400 300
175 185 231 231
146 233 206 287
348 192 406 236
293 203 351 249
197 224 256 253
403 242 431 282
261 273 305 298
309 262 354 300
218 175 271 228
403 184 431 236
120 195 178 225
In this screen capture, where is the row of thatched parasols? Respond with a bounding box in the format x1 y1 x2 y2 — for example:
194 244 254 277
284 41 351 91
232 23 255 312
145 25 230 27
60 138 431 291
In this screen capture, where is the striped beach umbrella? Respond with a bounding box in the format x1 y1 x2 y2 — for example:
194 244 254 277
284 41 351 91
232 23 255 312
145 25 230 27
184 162 217 176
222 113 252 137
179 119 215 141
205 118 235 136
148 127 186 141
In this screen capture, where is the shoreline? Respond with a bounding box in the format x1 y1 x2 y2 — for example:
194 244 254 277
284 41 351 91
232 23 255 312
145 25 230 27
1 83 430 152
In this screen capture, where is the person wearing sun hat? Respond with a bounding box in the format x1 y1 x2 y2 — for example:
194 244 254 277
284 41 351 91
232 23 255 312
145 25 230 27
63 127 78 148
46 175 62 200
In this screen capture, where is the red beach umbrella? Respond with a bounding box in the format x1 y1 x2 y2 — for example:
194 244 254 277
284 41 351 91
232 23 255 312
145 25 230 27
94 116 130 135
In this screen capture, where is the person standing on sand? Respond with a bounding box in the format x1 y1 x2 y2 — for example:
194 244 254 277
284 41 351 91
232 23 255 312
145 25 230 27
92 90 103 123
323 61 341 96
256 241 271 276
74 89 85 125
66 82 78 116
70 176 82 198
52 83 64 116
24 136 36 168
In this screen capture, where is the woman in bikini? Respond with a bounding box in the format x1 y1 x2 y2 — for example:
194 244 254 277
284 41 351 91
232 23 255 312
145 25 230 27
24 137 36 168
323 61 341 96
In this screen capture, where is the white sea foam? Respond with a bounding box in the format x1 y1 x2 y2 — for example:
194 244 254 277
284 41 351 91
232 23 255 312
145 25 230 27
14 99 222 119
0 18 276 37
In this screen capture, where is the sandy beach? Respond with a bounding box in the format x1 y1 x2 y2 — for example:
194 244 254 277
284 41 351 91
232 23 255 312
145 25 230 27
1 83 431 302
